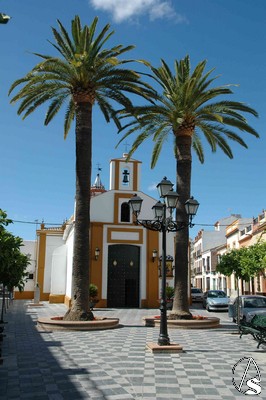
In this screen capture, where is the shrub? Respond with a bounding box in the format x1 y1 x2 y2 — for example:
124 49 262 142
89 284 98 299
166 286 174 300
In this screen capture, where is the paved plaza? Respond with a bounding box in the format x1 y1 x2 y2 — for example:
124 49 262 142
0 300 265 399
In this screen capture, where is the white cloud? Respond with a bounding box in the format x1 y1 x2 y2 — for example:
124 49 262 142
89 0 187 24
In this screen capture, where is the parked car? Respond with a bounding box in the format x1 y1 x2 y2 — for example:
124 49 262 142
202 290 229 311
228 295 266 323
191 288 203 302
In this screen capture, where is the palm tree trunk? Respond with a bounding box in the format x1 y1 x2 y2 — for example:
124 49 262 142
170 134 192 319
64 102 94 321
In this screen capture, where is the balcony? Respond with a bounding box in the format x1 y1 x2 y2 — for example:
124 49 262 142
253 210 266 233
196 249 202 257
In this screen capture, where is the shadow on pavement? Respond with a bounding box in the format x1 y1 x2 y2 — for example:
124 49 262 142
0 301 115 399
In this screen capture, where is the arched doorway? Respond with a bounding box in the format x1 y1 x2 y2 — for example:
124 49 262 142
107 244 140 307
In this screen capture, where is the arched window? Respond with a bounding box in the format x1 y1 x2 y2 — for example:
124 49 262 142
121 202 130 222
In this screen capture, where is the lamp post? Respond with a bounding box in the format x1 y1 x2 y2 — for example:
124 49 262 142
0 13 11 24
129 177 199 346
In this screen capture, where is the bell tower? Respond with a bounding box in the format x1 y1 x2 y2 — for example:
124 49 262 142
109 153 142 191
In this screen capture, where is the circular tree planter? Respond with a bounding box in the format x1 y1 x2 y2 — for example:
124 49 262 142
144 316 220 329
37 316 120 331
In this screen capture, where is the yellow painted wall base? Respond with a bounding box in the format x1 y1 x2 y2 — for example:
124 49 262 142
97 299 107 308
141 299 147 308
13 292 158 309
49 294 65 303
64 296 72 308
142 299 158 308
14 291 34 300
62 297 107 309
40 293 50 301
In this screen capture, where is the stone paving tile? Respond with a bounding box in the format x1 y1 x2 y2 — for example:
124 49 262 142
0 301 265 399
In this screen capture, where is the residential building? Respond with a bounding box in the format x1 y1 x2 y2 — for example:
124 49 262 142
192 212 266 297
191 215 240 292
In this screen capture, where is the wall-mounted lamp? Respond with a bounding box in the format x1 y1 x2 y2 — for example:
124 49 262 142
152 249 158 262
95 247 100 261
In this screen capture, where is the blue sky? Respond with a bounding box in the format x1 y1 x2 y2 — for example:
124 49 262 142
1 0 265 240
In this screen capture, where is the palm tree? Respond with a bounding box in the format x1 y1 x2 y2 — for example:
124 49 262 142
117 55 259 319
9 16 156 321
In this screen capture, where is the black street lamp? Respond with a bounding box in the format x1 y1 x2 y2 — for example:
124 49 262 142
0 13 11 24
129 177 199 346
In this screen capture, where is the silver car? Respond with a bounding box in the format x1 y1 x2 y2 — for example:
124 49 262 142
228 295 266 323
202 290 229 311
191 288 203 302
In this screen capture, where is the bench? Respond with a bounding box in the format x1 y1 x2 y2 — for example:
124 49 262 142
239 314 266 349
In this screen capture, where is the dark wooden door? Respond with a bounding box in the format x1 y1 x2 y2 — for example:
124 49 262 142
107 245 140 307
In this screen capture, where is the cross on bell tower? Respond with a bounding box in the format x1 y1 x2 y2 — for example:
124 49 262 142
123 141 130 154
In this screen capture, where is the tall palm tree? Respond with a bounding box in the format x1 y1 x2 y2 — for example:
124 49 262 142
117 55 259 319
9 16 156 321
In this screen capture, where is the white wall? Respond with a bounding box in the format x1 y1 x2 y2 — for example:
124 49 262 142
91 191 114 222
65 227 74 299
18 240 36 292
43 235 65 293
50 245 67 295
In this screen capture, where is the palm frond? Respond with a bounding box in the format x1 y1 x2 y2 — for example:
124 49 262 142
116 124 141 148
127 129 153 160
215 128 248 148
199 100 258 118
45 96 66 125
20 93 55 119
9 74 33 96
151 133 167 168
211 132 234 158
50 27 73 61
192 131 204 163
220 116 259 136
57 19 75 55
71 15 82 46
31 52 53 60
198 122 217 153
64 100 75 139
89 22 113 57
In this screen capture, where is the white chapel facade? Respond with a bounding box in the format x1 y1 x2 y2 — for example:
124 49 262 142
22 153 176 308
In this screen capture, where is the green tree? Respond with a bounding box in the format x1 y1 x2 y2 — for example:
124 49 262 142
217 242 265 325
217 242 266 281
118 55 259 319
0 209 12 229
0 232 29 289
217 248 249 280
0 210 29 322
9 16 155 321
